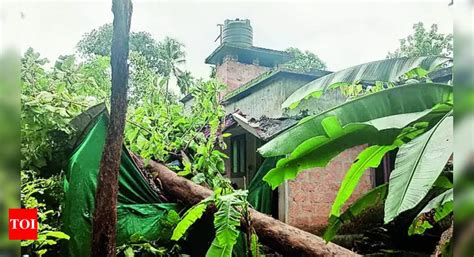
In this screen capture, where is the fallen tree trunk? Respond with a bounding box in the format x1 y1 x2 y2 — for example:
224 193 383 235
147 161 360 257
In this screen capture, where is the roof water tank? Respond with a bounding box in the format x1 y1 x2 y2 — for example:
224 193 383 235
222 19 253 47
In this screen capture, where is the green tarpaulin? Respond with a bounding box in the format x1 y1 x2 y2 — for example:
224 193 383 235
62 111 177 257
247 156 281 215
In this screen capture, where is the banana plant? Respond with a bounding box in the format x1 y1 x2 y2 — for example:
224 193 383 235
171 190 249 257
259 57 454 243
259 83 453 189
324 111 453 242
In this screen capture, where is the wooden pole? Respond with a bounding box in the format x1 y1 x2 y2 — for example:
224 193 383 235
147 161 360 257
91 0 132 256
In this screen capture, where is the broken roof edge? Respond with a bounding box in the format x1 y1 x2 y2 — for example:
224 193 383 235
227 112 299 141
222 68 332 104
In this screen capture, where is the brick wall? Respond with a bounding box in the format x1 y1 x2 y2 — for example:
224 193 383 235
286 145 373 234
216 58 270 97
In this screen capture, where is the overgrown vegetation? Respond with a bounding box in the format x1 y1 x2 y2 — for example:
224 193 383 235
283 47 327 72
20 19 454 256
21 30 258 255
77 24 194 95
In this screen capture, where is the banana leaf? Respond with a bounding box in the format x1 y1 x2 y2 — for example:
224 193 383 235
330 145 397 217
261 109 439 189
260 83 452 158
331 123 430 217
282 56 450 109
259 84 452 189
384 114 453 223
206 238 232 257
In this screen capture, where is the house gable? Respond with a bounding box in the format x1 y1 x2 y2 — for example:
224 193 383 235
223 70 329 120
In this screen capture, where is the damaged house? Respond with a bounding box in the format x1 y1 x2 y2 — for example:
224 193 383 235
181 19 379 233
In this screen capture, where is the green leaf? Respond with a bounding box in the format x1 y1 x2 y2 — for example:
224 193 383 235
36 249 47 257
130 233 144 243
331 145 397 217
171 201 208 241
43 231 70 240
324 184 389 242
250 233 260 257
177 156 192 176
384 114 453 223
44 239 57 245
260 83 452 158
124 247 135 257
282 56 450 109
404 67 429 79
408 189 453 235
21 240 34 247
262 109 436 189
206 237 233 257
434 174 453 189
331 124 429 217
214 194 243 249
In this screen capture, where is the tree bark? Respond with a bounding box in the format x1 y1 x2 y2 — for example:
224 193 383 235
147 161 360 257
91 1 132 256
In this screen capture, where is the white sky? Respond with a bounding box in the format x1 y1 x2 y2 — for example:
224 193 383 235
2 0 453 83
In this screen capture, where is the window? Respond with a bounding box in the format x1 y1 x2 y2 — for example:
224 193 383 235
231 134 246 177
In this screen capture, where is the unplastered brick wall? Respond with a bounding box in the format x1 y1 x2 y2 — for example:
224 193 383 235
286 145 373 234
216 58 270 97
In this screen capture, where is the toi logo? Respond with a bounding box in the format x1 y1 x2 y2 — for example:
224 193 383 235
9 208 38 240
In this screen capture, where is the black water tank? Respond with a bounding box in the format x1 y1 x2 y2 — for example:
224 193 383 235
222 19 253 47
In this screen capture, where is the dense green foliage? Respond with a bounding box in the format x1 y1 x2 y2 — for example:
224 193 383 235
77 24 194 95
21 48 109 255
282 56 450 109
283 47 327 72
21 40 260 256
21 171 70 257
77 24 160 68
387 22 453 58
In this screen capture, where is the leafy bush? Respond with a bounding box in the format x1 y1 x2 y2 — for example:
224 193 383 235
21 170 70 257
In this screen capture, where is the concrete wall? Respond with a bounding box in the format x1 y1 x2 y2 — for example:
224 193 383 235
286 145 374 233
216 58 270 97
224 76 313 120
